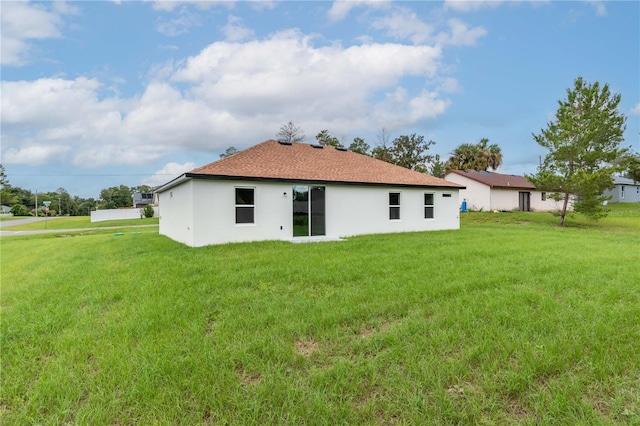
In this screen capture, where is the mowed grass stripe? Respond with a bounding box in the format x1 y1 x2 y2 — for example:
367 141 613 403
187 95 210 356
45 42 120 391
1 217 639 424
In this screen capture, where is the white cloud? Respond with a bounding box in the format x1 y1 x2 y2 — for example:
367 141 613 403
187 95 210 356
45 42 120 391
157 13 202 36
442 18 487 46
152 1 233 12
142 162 198 187
3 144 71 166
371 8 435 44
1 31 454 169
327 0 390 22
222 15 254 41
371 9 486 47
443 1 505 12
586 0 606 17
0 1 78 66
630 103 640 116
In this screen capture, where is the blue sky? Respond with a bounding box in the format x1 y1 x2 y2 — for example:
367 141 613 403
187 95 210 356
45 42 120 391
2 0 639 199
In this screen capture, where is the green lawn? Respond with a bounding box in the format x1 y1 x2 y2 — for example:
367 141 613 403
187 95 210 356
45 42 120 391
1 216 159 231
0 216 24 222
1 209 639 424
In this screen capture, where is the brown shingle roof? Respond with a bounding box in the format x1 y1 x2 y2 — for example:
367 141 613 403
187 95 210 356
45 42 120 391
446 170 535 189
181 140 462 188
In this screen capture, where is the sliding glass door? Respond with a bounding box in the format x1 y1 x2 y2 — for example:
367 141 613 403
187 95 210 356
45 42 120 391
292 186 325 237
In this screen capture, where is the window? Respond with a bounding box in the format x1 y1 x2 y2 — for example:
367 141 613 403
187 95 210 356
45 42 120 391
541 192 547 201
442 193 452 198
389 192 400 220
424 193 434 219
621 186 625 199
235 188 255 224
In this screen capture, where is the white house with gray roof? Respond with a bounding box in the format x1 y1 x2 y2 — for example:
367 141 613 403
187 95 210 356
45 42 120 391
603 177 640 203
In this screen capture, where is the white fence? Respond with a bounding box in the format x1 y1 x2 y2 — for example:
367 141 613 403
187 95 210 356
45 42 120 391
90 207 159 223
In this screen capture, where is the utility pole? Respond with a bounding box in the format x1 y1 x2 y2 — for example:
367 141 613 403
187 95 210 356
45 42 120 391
35 190 38 217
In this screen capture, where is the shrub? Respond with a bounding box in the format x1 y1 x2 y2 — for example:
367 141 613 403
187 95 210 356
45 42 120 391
10 204 29 216
143 205 154 218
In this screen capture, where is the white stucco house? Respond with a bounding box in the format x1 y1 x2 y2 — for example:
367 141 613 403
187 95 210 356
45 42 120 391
444 170 569 212
156 140 465 247
603 177 640 203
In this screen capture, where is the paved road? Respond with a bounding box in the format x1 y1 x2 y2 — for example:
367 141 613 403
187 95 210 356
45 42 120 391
0 216 61 228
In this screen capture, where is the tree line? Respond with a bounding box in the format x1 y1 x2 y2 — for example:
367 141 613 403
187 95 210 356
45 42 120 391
272 121 505 177
0 172 153 217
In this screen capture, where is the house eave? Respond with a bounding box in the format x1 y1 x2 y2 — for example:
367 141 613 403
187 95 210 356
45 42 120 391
155 174 190 193
185 173 465 190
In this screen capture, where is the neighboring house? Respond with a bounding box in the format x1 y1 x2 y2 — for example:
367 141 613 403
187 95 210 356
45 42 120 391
156 140 465 247
1 205 11 213
603 177 640 203
132 191 154 208
444 170 568 212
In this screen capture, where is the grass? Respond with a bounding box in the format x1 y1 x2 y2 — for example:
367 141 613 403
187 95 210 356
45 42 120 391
1 207 639 424
0 216 25 222
463 202 640 231
1 216 159 231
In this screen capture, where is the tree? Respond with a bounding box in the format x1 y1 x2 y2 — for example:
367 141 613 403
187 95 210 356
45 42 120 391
622 152 640 182
348 137 370 155
0 164 8 188
389 134 435 172
447 138 503 171
10 204 29 216
99 185 133 209
315 130 341 147
220 146 239 158
429 154 447 178
276 121 305 143
371 133 434 172
527 77 627 226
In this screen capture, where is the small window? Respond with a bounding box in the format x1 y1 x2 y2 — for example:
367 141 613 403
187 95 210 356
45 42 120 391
442 193 452 198
621 186 625 199
424 193 434 219
541 192 547 201
389 192 400 220
235 188 255 224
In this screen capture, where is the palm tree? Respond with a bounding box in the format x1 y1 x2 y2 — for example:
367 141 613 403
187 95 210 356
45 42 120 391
447 138 502 171
447 143 482 170
486 143 503 170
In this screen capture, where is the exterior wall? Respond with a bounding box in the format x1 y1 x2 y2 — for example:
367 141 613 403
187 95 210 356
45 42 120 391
190 180 292 247
159 179 460 247
444 173 490 211
489 188 521 211
529 191 571 212
326 185 459 238
158 180 195 246
604 184 640 203
91 207 159 222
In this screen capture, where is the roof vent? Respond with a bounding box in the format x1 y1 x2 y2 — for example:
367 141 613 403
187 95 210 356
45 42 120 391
311 144 324 149
336 146 348 151
278 141 292 146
